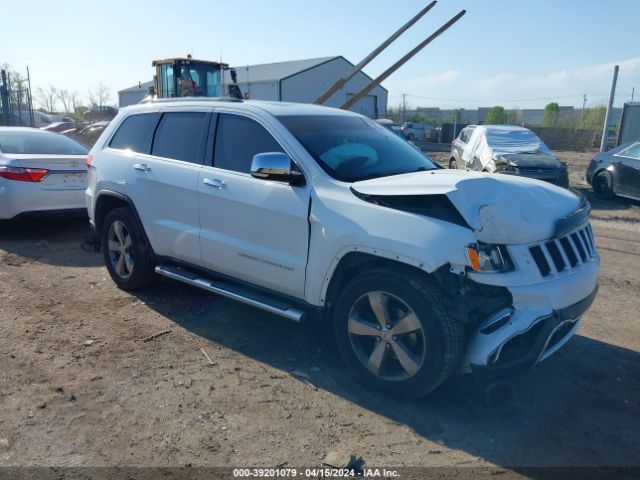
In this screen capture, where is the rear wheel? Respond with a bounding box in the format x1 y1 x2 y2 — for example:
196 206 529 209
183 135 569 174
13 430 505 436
449 158 457 169
592 171 614 199
333 268 464 398
102 207 156 290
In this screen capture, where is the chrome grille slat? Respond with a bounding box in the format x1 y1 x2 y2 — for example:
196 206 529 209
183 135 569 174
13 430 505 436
567 235 584 265
579 229 592 256
528 222 597 277
555 238 571 269
540 244 558 274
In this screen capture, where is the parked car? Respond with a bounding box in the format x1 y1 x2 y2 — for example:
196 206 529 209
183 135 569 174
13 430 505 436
40 121 82 133
586 141 640 201
0 127 90 219
86 99 599 398
375 119 423 154
450 125 569 188
450 125 476 168
66 121 110 148
402 122 439 142
85 106 118 123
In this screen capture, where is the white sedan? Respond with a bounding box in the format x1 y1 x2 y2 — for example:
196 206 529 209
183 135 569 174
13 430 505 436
0 127 90 219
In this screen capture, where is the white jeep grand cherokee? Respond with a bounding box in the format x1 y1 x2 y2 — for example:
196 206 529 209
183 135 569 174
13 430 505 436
86 98 599 398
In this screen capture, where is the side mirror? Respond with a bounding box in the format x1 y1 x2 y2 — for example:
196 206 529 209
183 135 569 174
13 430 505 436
250 152 304 185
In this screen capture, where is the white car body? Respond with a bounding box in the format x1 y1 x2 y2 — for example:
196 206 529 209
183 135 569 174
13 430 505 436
86 99 599 378
0 128 89 219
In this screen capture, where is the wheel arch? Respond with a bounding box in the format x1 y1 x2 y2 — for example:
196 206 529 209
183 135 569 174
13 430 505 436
322 250 441 310
94 191 148 242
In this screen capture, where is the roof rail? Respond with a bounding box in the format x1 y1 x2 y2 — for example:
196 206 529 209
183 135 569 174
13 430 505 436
139 96 243 105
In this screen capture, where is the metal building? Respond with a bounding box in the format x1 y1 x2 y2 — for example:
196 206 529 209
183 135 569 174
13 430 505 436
118 56 387 118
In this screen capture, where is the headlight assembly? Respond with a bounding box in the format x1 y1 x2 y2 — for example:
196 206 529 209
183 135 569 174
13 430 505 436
465 243 513 272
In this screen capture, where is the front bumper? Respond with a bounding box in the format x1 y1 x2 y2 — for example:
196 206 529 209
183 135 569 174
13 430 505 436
467 285 597 379
503 169 569 188
461 251 599 377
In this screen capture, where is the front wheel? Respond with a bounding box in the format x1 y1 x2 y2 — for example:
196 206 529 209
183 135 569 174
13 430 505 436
102 207 156 290
333 269 464 398
592 171 615 199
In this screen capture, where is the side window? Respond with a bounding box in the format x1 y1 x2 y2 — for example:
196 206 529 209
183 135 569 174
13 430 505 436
151 112 209 164
214 114 284 173
109 113 159 154
620 142 640 160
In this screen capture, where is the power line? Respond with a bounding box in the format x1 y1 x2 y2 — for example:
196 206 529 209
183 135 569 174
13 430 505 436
390 92 609 103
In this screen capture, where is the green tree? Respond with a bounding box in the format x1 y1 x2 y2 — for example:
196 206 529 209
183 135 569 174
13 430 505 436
579 106 606 129
410 110 441 126
485 106 506 124
543 102 560 127
506 108 522 125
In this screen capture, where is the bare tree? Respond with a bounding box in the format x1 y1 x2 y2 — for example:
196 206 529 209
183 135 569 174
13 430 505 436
69 90 81 113
36 85 58 113
55 88 72 113
87 82 112 107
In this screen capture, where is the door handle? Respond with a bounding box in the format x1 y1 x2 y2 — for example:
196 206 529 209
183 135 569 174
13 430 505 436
203 178 227 189
133 163 151 172
613 161 624 166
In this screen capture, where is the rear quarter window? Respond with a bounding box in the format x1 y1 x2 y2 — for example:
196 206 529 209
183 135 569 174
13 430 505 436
109 113 160 154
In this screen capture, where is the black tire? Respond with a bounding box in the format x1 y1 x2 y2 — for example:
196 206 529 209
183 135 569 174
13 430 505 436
407 133 415 141
592 171 614 199
101 207 156 291
449 158 457 169
332 268 465 399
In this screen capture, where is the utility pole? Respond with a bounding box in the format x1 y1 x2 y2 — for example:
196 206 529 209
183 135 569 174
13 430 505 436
582 94 587 111
0 70 10 127
402 94 407 124
632 87 635 103
600 65 619 152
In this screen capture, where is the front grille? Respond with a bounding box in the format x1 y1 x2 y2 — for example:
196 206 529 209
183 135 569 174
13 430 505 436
517 167 556 174
528 223 596 277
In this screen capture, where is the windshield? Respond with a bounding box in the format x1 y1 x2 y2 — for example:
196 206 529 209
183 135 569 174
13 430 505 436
278 115 437 182
0 131 89 155
486 128 550 155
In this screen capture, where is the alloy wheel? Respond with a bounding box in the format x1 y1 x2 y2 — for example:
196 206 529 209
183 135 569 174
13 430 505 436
347 291 426 381
107 220 134 280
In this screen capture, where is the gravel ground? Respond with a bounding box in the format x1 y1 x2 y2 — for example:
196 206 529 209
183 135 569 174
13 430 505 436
0 151 639 471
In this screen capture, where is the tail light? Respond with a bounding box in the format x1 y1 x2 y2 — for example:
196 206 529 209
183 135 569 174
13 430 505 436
0 166 50 182
86 154 93 169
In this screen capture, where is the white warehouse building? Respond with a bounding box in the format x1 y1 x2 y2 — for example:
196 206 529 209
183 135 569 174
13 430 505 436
118 56 387 119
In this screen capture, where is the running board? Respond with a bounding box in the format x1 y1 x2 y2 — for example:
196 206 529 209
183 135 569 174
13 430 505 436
155 265 305 322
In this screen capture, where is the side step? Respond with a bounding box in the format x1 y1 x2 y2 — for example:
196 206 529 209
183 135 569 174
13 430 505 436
154 265 305 322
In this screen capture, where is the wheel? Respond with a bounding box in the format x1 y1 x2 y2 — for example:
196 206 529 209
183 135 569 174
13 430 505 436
407 133 415 141
449 158 457 169
592 171 614 199
101 207 156 290
332 268 464 398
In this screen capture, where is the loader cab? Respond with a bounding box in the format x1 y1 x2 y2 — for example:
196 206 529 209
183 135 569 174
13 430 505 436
152 57 228 98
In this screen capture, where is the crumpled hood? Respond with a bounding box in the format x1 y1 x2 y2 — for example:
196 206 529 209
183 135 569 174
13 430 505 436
352 170 581 244
497 153 563 169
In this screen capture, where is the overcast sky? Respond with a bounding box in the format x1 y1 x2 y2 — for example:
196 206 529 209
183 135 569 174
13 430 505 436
3 0 639 109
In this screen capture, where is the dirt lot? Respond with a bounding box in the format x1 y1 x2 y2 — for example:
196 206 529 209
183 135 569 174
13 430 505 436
1 151 639 471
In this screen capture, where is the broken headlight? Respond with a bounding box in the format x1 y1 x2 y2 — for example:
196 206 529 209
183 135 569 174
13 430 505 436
465 243 512 272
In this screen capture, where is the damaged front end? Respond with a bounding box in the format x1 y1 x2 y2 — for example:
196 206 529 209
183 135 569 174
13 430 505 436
494 153 569 188
351 170 599 379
